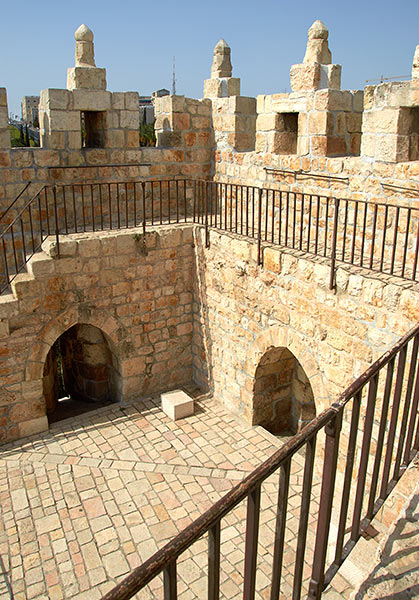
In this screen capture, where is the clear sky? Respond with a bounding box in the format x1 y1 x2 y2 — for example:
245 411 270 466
2 0 419 117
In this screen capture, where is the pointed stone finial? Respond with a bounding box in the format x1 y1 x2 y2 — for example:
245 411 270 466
412 45 419 79
211 39 233 78
74 24 96 67
303 20 331 64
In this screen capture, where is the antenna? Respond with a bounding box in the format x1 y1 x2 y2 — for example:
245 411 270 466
172 56 177 95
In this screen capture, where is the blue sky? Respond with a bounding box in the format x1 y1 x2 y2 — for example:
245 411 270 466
2 0 419 117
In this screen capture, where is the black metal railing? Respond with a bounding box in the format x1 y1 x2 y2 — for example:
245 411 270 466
1 178 419 293
194 182 419 287
98 324 419 600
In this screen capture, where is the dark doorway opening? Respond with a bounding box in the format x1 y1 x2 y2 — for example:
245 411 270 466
81 111 107 148
252 347 316 436
276 112 299 154
43 324 121 423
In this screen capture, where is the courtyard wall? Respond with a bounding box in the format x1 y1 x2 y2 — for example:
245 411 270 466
0 222 417 443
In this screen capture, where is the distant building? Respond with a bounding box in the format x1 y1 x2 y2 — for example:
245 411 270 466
139 89 170 124
21 96 40 125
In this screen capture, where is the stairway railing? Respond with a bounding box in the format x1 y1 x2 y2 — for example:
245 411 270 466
99 324 419 600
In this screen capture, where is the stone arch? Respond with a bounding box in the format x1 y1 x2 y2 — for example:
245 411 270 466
242 325 329 427
43 323 122 417
24 305 128 384
23 306 131 422
253 347 315 434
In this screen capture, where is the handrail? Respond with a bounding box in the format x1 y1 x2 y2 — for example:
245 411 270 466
0 181 32 222
101 414 334 600
100 323 419 600
1 185 46 235
1 178 419 294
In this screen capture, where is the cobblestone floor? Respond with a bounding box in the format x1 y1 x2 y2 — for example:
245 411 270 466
0 390 320 600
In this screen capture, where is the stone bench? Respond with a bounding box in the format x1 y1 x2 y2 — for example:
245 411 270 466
161 389 194 421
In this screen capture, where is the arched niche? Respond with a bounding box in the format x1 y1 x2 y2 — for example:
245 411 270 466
252 346 316 435
43 323 122 420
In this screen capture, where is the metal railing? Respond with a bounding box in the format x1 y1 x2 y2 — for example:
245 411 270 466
194 182 419 287
1 179 419 293
98 324 419 600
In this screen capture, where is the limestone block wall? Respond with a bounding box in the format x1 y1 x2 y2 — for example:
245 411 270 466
361 81 419 163
0 144 211 224
0 221 418 444
0 225 194 443
192 227 418 426
256 89 363 158
39 88 140 150
153 95 212 177
213 151 419 208
211 96 256 152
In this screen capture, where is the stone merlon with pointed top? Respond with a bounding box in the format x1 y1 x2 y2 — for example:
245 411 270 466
303 20 332 65
211 39 233 78
74 24 96 67
67 24 106 90
290 20 341 92
204 39 240 98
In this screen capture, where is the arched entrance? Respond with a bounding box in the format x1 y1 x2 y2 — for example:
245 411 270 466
252 346 316 435
43 323 121 422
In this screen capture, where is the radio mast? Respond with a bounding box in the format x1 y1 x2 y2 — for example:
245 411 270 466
172 56 176 95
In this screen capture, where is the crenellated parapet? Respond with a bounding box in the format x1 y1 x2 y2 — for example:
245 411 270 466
203 39 257 152
39 25 139 151
360 47 419 163
255 21 363 158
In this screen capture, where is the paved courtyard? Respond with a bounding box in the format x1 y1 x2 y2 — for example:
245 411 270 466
0 389 321 600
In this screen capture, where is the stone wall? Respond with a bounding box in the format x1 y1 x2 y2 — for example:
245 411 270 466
0 146 208 224
213 151 419 208
0 221 418 443
256 89 363 158
0 225 194 442
192 227 418 425
39 89 140 151
361 81 419 163
153 95 212 178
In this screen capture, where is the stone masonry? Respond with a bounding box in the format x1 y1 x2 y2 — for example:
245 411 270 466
0 226 194 442
39 25 139 151
0 21 418 445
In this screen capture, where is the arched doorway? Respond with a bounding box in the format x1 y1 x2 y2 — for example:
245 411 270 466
43 323 121 422
252 347 316 435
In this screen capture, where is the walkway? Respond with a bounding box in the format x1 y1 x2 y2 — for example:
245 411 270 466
0 389 320 600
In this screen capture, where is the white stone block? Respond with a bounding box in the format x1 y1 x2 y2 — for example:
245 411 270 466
161 390 194 420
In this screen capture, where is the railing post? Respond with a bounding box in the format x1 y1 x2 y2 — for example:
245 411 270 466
208 520 221 600
257 188 263 265
308 411 342 599
243 484 261 600
205 181 209 248
163 560 177 600
329 197 339 290
53 185 60 258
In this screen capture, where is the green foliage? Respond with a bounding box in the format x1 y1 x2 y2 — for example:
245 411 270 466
9 125 39 147
139 121 156 147
10 126 27 147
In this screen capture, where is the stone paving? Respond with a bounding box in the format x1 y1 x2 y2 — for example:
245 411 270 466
354 493 419 599
0 389 321 600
